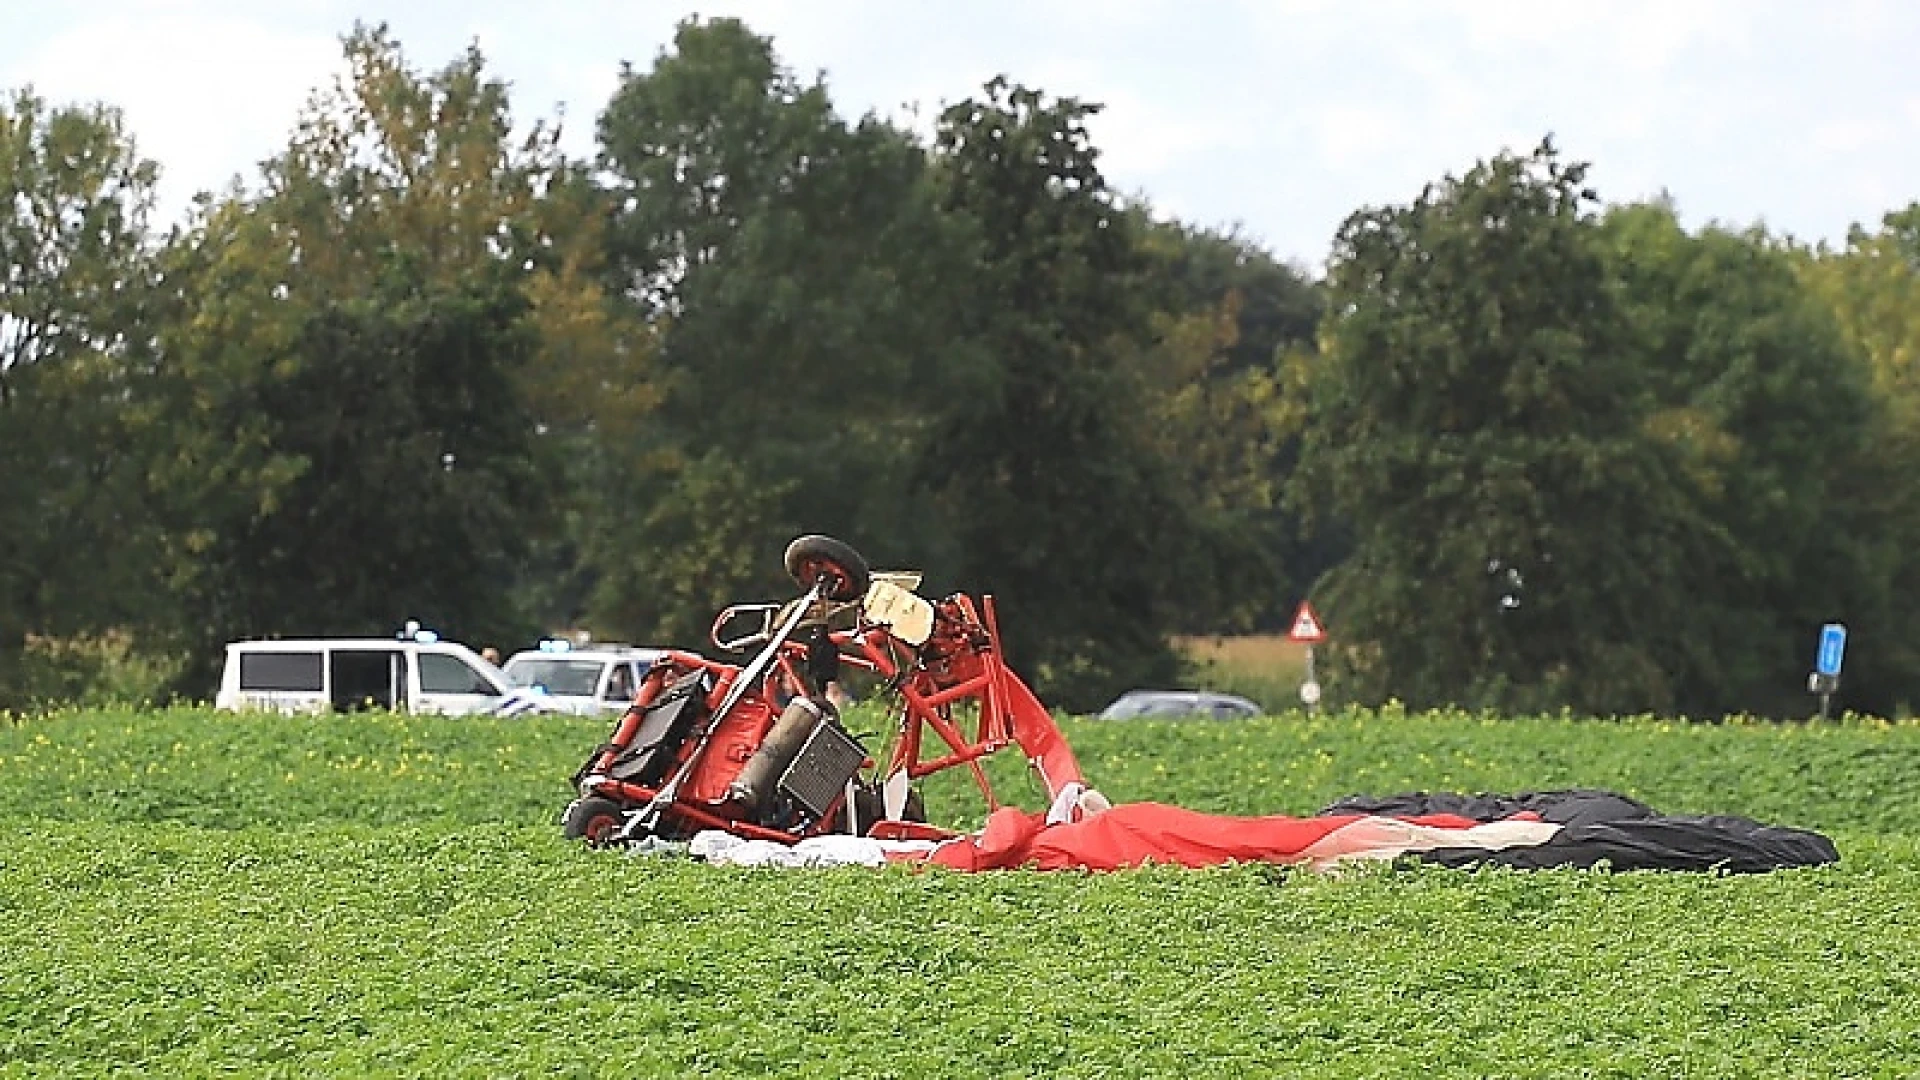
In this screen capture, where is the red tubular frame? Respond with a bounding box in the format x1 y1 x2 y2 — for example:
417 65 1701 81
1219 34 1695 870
576 592 1085 845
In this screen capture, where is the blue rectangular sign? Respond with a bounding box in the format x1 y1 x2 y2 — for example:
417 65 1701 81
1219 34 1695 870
1816 623 1848 678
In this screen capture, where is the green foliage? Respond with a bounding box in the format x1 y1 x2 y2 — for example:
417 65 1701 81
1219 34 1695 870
4 703 1917 835
195 269 543 640
141 26 571 683
4 632 184 710
1797 205 1920 715
1139 218 1322 376
1071 708 1920 833
589 17 977 644
1805 204 1920 394
3 821 1914 1079
585 449 801 647
0 705 596 826
1297 141 1705 714
589 27 1268 710
914 80 1197 710
0 90 164 705
1603 204 1894 716
7 16 1920 723
13 25 1920 1067
0 89 157 397
1292 141 1905 719
2 706 1918 1077
1132 221 1327 631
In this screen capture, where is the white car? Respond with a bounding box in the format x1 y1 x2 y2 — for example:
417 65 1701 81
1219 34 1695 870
214 634 559 716
500 642 663 715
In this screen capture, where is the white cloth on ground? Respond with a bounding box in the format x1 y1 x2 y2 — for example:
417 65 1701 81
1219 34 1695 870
690 829 941 868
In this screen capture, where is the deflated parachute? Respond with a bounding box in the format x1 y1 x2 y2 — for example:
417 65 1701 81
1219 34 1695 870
1316 789 1840 873
679 788 1838 873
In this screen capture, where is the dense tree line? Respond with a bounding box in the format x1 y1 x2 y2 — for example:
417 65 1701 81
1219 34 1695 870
1 18 1916 717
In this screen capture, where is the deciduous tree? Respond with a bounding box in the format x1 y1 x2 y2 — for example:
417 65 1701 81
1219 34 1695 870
916 79 1202 709
149 26 583 682
0 90 162 703
591 17 972 644
1294 141 1708 713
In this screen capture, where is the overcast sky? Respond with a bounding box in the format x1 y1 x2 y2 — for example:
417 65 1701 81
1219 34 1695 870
4 0 1917 266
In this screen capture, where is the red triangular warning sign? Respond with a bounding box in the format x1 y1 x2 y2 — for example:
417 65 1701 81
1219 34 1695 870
1287 601 1327 644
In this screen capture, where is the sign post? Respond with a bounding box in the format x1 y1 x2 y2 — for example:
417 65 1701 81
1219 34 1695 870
1287 601 1328 713
1808 622 1847 720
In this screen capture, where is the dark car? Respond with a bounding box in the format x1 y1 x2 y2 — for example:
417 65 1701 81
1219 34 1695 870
1096 689 1263 721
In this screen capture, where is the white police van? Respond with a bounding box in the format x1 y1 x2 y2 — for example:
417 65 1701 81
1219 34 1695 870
500 640 663 716
214 627 558 717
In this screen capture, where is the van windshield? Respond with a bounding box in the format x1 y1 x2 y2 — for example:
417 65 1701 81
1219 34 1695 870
503 657 601 696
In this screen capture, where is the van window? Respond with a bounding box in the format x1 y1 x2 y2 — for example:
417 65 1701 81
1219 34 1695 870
331 649 406 711
420 652 496 695
239 651 323 691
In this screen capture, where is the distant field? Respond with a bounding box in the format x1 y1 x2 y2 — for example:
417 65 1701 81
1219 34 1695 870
1176 632 1310 707
3 706 1918 1077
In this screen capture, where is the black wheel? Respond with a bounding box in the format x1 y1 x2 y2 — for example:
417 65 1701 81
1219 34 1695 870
783 535 870 603
561 796 629 847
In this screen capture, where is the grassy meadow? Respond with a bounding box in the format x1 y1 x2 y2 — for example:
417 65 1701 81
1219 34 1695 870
2 692 1918 1077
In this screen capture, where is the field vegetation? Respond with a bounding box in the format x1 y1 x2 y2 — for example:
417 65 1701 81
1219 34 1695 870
3 703 1917 1077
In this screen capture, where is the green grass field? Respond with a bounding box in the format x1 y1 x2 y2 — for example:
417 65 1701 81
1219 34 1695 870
3 704 1919 1078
